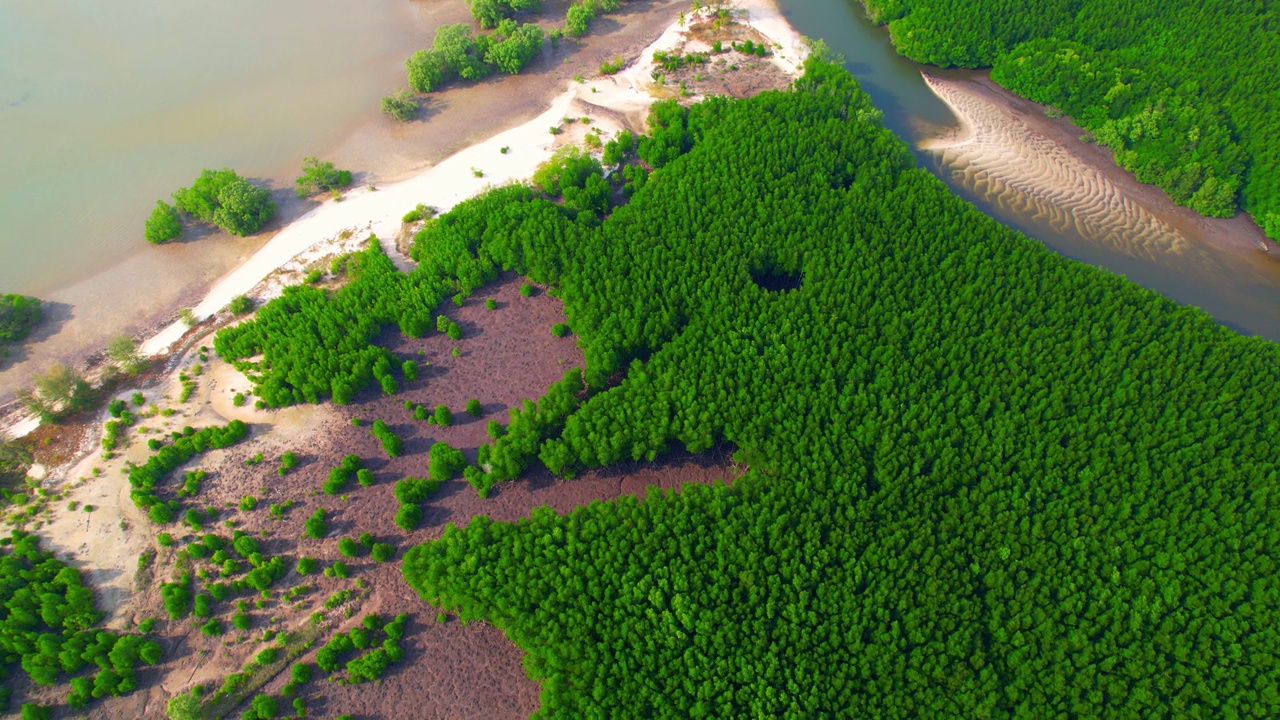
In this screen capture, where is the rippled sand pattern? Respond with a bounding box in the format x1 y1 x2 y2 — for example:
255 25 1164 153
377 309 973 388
919 73 1189 262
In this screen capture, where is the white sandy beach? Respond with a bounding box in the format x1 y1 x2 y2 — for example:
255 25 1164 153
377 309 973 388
139 0 806 359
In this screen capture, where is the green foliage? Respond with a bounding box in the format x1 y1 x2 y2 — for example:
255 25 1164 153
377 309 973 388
394 477 441 505
469 0 542 28
145 200 183 245
250 694 278 718
402 359 419 381
465 398 482 416
295 557 318 575
337 537 361 558
239 495 258 512
550 322 568 337
599 55 625 75
427 443 467 483
532 146 603 198
295 157 353 199
370 420 404 458
393 504 423 532
374 59 1280 717
18 362 93 424
863 0 1279 234
127 421 249 516
172 168 276 237
0 531 159 703
371 543 396 562
381 89 419 122
303 509 327 540
601 130 635 167
20 703 50 720
406 19 544 93
565 2 595 37
215 239 446 407
228 295 254 315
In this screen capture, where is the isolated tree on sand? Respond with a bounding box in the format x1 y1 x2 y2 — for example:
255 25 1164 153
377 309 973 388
17 363 93 423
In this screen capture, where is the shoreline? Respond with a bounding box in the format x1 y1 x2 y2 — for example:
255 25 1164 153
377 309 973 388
0 0 689 403
2 0 802 444
917 71 1277 262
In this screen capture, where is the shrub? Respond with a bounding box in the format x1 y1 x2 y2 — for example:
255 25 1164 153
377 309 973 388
331 561 350 579
233 612 251 631
303 509 327 539
323 467 350 495
295 157 353 199
519 283 534 297
371 542 396 562
296 556 318 574
403 359 419 381
145 200 183 245
251 694 278 719
338 537 361 557
256 647 279 665
381 89 419 122
280 452 298 474
370 420 404 457
200 619 223 636
484 298 497 310
228 295 254 315
394 504 423 532
428 442 467 483
433 405 453 426
395 477 441 505
600 55 624 74
174 169 276 237
465 398 482 416
20 703 51 720
240 495 258 511
551 322 569 337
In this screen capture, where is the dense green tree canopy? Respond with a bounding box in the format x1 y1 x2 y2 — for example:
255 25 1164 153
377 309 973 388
0 531 161 711
222 58 1280 717
860 0 1280 235
167 168 276 238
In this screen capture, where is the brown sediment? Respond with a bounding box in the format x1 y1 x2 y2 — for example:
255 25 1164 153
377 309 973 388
75 273 736 719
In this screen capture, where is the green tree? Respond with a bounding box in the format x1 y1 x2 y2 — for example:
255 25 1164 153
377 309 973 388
145 200 183 245
212 177 275 236
381 89 419 122
295 157 353 199
108 334 146 375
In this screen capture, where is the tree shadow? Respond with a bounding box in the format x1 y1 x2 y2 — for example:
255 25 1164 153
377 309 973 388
0 300 72 370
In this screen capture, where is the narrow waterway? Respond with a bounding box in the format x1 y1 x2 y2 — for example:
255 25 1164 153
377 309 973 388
776 0 1280 341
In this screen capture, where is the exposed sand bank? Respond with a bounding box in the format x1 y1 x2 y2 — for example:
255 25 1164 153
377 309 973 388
918 72 1276 265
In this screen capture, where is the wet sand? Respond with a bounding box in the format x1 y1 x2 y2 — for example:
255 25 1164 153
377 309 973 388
0 0 688 402
919 71 1276 263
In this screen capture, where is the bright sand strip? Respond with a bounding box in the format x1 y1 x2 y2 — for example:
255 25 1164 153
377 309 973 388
918 72 1189 261
140 0 806 359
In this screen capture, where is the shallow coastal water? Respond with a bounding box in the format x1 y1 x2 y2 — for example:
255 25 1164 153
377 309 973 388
0 0 434 296
775 0 1280 341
